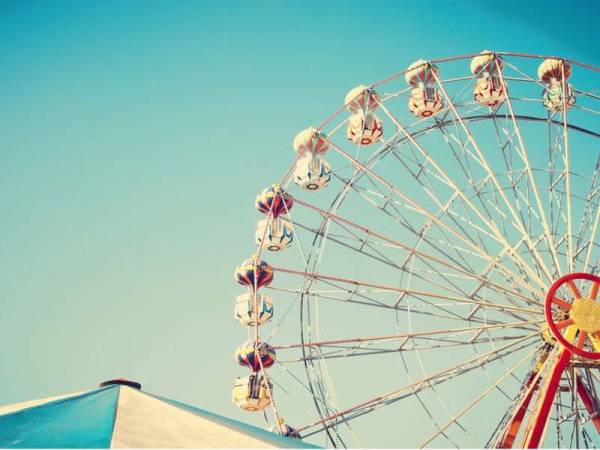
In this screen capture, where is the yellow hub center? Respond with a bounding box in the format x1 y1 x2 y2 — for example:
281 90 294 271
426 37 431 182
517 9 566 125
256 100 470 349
570 298 600 333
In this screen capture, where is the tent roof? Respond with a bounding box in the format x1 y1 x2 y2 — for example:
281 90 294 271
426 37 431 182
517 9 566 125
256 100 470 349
0 382 317 448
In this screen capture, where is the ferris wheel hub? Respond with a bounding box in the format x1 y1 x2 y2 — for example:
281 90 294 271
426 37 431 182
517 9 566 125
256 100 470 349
569 297 600 333
545 272 600 360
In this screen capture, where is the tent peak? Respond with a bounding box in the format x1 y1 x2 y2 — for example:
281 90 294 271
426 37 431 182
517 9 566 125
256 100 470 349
99 378 142 390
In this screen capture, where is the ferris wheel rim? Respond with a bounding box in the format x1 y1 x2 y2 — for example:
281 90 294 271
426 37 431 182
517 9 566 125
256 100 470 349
237 51 600 448
304 66 595 444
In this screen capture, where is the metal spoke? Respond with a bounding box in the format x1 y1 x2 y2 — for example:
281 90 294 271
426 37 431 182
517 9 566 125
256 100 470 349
495 62 564 278
274 320 543 351
298 332 540 434
272 265 540 315
419 343 543 447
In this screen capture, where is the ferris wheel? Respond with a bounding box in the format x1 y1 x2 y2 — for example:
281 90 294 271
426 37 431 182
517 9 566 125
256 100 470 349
231 51 600 448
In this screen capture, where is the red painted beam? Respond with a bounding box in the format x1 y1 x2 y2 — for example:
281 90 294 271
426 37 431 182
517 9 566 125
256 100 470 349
496 372 540 448
576 374 600 433
522 348 572 448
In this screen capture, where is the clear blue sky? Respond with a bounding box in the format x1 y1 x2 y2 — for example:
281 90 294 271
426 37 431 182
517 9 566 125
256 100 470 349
1 0 599 446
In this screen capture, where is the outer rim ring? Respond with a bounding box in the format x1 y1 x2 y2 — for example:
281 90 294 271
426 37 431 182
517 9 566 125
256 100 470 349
545 272 600 360
278 54 600 444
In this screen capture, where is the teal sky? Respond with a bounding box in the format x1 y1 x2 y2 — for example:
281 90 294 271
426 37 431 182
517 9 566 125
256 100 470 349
1 0 599 446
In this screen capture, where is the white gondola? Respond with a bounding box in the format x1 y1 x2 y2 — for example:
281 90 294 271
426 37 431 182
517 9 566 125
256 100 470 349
471 51 506 107
292 127 329 155
346 113 383 145
408 87 443 118
405 59 439 87
294 155 332 191
345 85 380 114
405 60 443 117
538 58 572 84
470 51 503 77
255 217 293 251
538 58 576 112
542 82 576 112
234 292 273 326
474 75 506 107
232 375 272 412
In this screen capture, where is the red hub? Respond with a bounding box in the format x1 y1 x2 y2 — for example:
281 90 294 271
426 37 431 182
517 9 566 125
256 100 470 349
545 272 600 360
